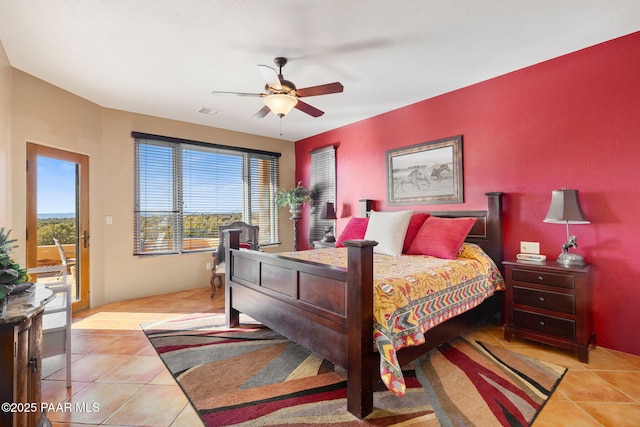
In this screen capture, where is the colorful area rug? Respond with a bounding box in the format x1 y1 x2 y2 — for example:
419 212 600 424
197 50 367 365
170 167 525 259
142 313 566 426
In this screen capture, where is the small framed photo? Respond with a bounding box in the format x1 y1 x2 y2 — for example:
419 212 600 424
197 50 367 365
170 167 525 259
386 135 463 205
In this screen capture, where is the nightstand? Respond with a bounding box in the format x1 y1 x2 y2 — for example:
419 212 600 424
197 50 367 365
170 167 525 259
503 260 595 363
313 240 336 249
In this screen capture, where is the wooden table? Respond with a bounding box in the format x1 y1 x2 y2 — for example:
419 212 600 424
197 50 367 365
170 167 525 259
0 285 54 427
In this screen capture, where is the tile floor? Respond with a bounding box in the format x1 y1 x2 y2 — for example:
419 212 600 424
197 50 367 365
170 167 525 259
41 287 640 426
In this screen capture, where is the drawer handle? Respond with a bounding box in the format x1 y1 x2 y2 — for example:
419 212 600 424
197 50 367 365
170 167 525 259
538 275 544 281
539 296 545 302
539 321 545 327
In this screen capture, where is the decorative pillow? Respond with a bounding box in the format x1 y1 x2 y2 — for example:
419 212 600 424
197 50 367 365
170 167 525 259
402 213 430 254
364 210 413 256
335 217 369 247
406 216 477 259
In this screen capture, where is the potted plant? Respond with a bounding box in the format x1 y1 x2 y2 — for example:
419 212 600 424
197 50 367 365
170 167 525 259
275 181 312 219
0 228 29 317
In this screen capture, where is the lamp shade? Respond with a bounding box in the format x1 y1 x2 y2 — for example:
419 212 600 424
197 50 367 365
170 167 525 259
543 189 590 224
263 94 298 117
320 202 337 220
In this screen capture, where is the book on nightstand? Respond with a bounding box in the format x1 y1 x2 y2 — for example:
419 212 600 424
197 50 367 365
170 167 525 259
516 253 546 264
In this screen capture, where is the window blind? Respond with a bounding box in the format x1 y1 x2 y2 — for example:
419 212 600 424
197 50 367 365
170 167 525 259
309 145 336 243
133 132 280 255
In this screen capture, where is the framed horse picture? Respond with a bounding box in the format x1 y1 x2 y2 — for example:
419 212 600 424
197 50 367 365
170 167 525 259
386 135 463 205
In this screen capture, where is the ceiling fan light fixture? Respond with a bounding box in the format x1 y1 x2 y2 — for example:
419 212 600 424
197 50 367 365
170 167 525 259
264 94 298 117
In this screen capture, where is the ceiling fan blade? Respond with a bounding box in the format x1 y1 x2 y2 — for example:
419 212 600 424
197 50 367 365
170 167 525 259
211 90 264 97
257 64 282 90
296 82 343 98
295 100 324 117
252 105 271 119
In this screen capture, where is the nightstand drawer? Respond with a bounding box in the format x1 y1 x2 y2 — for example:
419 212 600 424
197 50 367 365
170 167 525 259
513 286 575 314
514 310 575 341
512 268 575 289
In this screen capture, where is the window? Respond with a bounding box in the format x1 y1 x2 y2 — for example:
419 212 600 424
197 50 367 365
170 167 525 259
309 145 336 243
133 132 280 255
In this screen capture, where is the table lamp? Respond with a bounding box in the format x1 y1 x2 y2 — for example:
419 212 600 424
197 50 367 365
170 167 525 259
320 202 337 243
543 188 590 266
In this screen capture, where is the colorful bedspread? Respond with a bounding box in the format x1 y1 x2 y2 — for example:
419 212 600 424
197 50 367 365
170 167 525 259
279 243 505 395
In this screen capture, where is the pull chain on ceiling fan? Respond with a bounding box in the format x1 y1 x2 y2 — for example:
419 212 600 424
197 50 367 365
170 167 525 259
212 57 343 119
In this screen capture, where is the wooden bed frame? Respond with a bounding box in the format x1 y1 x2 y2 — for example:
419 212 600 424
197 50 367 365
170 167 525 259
224 192 504 418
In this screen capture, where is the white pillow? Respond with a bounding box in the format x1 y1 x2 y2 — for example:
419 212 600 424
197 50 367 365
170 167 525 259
364 210 413 256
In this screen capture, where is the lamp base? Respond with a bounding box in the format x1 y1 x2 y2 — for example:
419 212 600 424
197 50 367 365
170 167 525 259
557 252 585 266
322 226 335 243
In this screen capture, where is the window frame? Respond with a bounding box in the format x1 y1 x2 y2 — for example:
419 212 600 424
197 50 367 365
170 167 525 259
132 132 280 255
309 145 337 243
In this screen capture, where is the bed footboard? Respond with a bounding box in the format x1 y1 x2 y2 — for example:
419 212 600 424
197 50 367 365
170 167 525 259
225 232 377 416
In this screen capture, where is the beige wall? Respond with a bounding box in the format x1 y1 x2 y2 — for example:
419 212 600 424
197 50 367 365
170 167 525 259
0 41 12 227
1 41 296 306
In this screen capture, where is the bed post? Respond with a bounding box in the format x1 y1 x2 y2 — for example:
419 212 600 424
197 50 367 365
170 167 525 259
224 229 241 327
343 239 378 419
485 192 504 267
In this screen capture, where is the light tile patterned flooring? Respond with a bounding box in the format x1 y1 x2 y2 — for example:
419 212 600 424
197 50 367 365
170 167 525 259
42 287 640 426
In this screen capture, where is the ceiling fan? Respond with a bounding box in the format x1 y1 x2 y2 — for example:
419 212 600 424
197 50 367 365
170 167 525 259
212 57 343 118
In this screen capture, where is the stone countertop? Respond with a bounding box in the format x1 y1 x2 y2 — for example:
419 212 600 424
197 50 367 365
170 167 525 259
0 285 54 325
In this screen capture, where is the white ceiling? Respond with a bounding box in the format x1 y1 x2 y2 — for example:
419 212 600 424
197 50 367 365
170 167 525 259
1 1 639 142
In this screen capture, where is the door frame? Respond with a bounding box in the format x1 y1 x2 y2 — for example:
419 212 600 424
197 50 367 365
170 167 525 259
26 143 90 312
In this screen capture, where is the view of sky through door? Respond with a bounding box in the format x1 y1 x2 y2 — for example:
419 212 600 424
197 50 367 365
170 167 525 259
37 157 76 217
36 156 78 261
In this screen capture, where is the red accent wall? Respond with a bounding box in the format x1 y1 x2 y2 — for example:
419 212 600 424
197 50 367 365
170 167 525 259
294 31 640 356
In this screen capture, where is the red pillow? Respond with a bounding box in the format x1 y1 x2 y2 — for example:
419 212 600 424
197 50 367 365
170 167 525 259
402 213 430 254
335 217 369 247
406 216 477 259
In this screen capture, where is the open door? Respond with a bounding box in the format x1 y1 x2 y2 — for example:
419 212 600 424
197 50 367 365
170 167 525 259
26 143 90 312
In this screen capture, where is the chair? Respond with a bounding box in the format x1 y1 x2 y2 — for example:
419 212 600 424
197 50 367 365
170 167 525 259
211 221 259 297
53 237 76 277
27 265 72 388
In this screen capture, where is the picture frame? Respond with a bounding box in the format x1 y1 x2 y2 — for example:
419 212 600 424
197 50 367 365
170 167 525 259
386 135 463 205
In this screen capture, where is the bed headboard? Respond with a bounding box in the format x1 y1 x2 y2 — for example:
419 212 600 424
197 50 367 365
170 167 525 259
367 192 504 267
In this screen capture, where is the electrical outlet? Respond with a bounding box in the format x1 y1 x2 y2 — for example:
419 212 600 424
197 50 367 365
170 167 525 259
520 241 540 254
206 262 212 270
